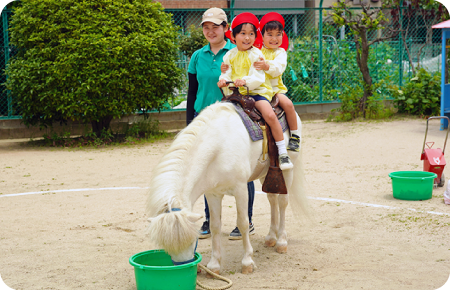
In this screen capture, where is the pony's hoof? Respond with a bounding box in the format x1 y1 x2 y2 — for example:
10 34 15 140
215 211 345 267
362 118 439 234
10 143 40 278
265 239 277 247
205 269 220 279
242 264 253 274
276 245 287 254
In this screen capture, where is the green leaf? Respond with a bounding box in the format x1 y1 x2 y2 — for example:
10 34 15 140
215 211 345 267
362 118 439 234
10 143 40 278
5 0 183 132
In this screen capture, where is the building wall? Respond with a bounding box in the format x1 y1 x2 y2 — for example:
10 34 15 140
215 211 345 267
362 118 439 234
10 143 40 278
158 0 381 10
157 0 228 9
233 0 305 15
319 0 382 8
315 0 383 33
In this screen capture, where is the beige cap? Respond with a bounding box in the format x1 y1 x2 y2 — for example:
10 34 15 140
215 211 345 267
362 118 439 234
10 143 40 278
201 8 227 25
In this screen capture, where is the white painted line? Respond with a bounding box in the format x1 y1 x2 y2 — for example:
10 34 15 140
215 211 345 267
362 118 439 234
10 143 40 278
0 187 150 198
256 191 450 217
2 188 449 217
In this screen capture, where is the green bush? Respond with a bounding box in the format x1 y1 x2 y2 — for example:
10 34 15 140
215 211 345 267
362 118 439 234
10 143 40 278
179 25 208 58
393 68 440 116
328 80 394 122
6 0 182 134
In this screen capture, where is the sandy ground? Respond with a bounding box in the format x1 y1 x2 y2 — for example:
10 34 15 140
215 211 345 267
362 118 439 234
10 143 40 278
1 117 450 290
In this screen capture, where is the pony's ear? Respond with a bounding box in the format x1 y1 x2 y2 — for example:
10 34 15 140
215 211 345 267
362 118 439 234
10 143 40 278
186 213 203 223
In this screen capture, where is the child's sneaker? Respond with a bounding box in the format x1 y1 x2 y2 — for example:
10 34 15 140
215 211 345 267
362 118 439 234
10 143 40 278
279 153 294 170
199 220 211 239
287 134 300 152
229 223 255 240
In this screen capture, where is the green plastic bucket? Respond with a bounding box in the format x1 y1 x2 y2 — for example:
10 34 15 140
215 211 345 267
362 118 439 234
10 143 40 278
129 250 202 290
389 171 437 200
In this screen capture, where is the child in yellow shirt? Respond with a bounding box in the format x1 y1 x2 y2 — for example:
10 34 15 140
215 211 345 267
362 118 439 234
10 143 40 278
257 12 300 152
218 12 293 170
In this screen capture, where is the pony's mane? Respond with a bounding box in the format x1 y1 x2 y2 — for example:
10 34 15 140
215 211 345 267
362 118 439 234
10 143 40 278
146 102 235 217
147 210 199 254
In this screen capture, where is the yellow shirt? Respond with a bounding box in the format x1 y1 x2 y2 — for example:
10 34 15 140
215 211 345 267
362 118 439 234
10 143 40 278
261 47 288 95
219 47 273 101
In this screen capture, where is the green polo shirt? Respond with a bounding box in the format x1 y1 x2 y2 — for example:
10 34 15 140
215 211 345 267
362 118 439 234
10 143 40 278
188 39 235 113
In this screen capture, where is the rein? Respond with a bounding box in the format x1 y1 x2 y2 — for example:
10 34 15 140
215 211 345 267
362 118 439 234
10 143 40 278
171 239 198 265
165 207 199 266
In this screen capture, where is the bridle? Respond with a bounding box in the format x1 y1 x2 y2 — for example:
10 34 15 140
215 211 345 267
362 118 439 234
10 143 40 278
165 207 199 266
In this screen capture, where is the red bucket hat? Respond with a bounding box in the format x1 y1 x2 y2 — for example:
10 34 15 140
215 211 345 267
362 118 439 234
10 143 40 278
259 12 289 51
225 12 263 49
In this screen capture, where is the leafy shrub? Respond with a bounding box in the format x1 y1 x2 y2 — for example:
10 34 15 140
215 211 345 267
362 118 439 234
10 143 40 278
392 68 440 116
125 118 162 138
328 80 394 122
179 25 208 58
6 0 182 135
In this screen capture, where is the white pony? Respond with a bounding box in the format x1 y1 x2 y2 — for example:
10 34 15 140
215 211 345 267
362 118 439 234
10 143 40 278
147 102 308 275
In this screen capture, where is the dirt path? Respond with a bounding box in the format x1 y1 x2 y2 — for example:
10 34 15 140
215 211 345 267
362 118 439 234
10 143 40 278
1 117 449 290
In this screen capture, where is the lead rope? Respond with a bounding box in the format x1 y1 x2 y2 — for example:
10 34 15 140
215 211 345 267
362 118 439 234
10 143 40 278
196 264 233 290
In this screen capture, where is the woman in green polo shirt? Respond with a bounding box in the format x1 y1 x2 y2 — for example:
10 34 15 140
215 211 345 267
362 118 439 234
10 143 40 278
186 7 255 240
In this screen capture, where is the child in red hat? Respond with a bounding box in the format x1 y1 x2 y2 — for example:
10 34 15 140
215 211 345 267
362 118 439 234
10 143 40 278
257 12 300 152
218 12 294 170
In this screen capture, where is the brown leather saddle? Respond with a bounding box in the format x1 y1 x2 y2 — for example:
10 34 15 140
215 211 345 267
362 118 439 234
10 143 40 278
220 82 288 194
220 83 284 124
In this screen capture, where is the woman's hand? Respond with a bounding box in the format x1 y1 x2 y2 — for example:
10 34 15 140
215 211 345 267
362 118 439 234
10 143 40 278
217 79 228 88
234 79 246 87
220 63 230 73
254 57 269 71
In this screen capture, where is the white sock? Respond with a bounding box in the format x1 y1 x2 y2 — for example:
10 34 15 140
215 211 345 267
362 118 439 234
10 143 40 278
290 130 299 137
276 140 287 155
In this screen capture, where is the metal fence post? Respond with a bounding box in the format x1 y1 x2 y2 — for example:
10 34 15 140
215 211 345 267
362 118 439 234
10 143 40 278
319 0 323 102
229 0 235 21
398 5 403 87
2 9 11 118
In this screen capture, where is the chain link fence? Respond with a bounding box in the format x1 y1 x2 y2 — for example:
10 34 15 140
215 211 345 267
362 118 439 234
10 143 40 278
0 2 444 119
169 5 443 106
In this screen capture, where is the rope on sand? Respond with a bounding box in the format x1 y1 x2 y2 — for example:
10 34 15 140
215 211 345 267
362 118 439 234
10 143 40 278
196 264 233 290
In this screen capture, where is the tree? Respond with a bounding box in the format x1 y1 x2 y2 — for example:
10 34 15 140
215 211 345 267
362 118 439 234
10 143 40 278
387 0 449 75
6 0 182 135
179 25 208 58
327 0 396 117
6 1 21 9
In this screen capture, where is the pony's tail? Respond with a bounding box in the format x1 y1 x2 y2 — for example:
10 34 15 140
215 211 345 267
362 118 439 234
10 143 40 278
288 147 313 223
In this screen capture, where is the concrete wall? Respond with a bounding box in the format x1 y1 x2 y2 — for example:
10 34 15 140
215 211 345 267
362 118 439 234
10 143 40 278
0 103 340 140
